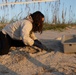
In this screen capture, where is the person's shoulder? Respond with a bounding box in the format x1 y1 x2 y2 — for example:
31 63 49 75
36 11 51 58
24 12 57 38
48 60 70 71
23 19 32 25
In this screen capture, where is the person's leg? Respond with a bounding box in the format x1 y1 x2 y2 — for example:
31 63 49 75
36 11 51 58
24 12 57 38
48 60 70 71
11 39 26 47
0 32 11 55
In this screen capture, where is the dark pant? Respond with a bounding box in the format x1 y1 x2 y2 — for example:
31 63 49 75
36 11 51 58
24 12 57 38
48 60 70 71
0 31 26 55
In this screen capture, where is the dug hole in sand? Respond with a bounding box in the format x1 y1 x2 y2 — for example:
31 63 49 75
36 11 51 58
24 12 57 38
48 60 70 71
0 29 76 75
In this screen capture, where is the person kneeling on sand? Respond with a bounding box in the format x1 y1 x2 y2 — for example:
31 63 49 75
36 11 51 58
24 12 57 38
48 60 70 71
0 11 47 55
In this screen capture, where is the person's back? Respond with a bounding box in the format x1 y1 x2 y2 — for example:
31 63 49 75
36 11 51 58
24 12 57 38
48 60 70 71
2 19 32 40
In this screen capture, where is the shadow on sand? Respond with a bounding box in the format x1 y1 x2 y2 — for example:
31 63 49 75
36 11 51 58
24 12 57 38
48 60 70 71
0 64 17 75
0 39 65 75
40 39 64 53
15 50 66 75
11 39 66 74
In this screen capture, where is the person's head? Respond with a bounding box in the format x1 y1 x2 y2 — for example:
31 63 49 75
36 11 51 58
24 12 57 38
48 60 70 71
30 11 44 33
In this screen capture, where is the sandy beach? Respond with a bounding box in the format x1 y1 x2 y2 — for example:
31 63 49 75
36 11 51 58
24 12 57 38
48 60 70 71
0 28 76 75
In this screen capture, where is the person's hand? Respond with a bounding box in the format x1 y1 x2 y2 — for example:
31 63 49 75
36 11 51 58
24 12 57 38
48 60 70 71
42 44 48 51
33 40 43 49
33 40 48 51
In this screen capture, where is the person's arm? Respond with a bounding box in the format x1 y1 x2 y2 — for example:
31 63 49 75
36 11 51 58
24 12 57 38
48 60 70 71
30 32 37 40
30 32 47 50
21 20 34 46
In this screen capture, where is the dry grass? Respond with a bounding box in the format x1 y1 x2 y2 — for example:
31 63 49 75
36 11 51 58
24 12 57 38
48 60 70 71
43 23 76 31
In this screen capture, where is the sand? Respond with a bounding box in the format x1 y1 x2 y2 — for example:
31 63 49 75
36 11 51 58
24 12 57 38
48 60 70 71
0 28 76 75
